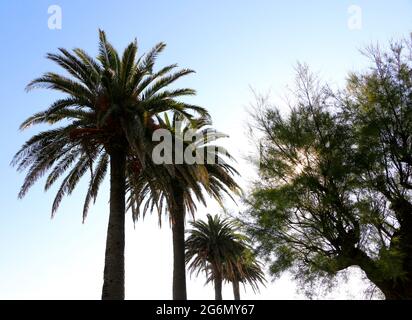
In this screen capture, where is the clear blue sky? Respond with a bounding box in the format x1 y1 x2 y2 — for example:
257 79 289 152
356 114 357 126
0 0 411 299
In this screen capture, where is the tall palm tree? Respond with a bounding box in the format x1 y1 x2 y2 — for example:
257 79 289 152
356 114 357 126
223 249 265 300
11 30 206 300
128 114 240 299
185 214 246 300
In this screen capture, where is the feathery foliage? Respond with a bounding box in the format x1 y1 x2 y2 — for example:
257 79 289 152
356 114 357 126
12 30 206 220
244 37 412 299
127 113 240 224
12 30 207 299
185 214 251 299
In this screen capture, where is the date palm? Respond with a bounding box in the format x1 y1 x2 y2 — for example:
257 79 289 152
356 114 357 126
128 113 240 299
12 30 206 300
185 214 246 300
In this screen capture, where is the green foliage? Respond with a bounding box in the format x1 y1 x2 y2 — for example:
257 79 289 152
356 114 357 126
185 214 265 293
12 30 206 221
186 214 247 277
223 247 266 293
126 113 241 225
244 37 412 298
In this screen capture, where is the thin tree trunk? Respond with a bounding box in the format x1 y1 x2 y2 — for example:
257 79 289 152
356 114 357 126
233 280 240 300
102 148 126 300
214 267 223 300
171 184 187 300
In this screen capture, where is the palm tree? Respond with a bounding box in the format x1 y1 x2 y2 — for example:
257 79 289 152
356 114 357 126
223 249 265 300
11 30 206 300
128 114 240 299
185 214 246 300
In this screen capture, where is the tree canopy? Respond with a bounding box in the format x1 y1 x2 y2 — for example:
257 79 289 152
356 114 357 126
244 36 412 299
12 30 207 299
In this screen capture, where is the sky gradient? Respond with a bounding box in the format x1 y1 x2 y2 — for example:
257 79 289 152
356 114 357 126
0 0 411 299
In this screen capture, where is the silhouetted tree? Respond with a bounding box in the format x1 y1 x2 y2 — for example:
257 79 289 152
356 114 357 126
244 36 412 299
12 30 206 300
129 113 240 299
224 249 265 300
186 214 246 300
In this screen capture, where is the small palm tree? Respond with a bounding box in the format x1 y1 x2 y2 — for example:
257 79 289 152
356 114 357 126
223 249 265 300
129 114 240 299
12 30 206 299
185 214 246 300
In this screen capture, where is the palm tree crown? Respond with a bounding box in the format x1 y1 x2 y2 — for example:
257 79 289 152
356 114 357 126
12 29 206 219
221 248 265 300
128 113 240 222
185 214 247 300
128 113 240 299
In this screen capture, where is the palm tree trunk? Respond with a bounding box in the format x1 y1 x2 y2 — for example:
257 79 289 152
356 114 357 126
232 280 240 300
214 267 223 300
171 184 187 300
102 148 126 300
